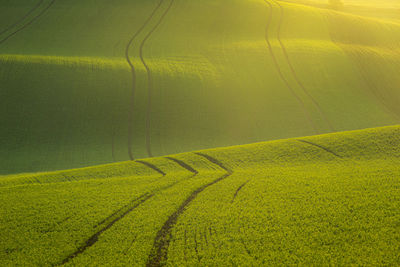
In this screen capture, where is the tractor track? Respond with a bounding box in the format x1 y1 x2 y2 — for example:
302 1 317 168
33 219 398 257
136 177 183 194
11 158 166 187
139 0 175 158
207 226 217 249
165 157 198 174
272 0 335 132
0 0 44 36
125 0 164 160
193 228 201 262
297 139 343 158
123 234 137 255
146 153 232 266
94 193 149 228
60 157 199 265
202 227 208 246
231 179 250 203
136 160 167 176
194 153 232 173
59 193 154 266
324 15 400 123
0 0 56 45
263 0 318 134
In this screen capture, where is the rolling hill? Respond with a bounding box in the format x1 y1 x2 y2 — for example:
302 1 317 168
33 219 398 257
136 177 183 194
1 125 399 265
1 0 400 173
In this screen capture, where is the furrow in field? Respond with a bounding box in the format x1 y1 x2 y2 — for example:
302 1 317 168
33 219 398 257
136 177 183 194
263 0 318 134
297 139 343 158
94 193 149 228
272 0 335 132
125 0 164 160
146 154 232 266
0 0 56 45
231 179 250 203
202 227 209 247
194 153 233 173
136 160 167 176
0 0 44 36
139 0 175 158
60 157 200 265
123 234 137 255
165 157 199 174
193 228 201 262
207 226 218 250
59 193 154 266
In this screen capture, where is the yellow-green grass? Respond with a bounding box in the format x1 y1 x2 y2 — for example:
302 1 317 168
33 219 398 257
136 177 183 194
1 0 400 173
280 0 400 22
0 125 399 265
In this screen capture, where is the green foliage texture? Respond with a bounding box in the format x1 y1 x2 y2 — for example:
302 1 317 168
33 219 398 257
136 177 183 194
1 0 400 173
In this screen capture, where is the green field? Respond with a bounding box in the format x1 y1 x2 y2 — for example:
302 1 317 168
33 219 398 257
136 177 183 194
1 0 400 173
1 0 400 265
1 125 399 265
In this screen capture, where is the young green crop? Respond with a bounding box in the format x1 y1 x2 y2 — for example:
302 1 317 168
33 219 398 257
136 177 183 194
1 125 399 265
1 0 400 173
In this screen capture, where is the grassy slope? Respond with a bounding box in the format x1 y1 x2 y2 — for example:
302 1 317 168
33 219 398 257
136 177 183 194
1 0 400 174
0 125 399 265
281 0 400 22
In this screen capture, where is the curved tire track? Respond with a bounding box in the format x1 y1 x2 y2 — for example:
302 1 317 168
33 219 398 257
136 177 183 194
231 179 250 203
136 159 167 176
125 0 164 160
297 139 342 158
272 0 335 132
60 157 199 265
165 157 198 174
0 0 56 45
58 193 153 266
146 153 232 266
0 0 44 36
139 0 175 158
94 193 149 229
263 0 318 134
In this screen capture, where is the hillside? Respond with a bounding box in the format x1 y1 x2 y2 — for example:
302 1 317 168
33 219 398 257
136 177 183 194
1 125 399 265
1 0 400 174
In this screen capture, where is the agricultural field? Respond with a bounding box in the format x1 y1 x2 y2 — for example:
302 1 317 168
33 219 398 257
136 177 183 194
1 0 400 266
1 0 400 173
1 125 399 265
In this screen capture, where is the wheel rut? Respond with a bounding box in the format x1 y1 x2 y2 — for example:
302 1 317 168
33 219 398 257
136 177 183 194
136 160 166 176
139 0 175 158
297 139 343 158
194 152 232 173
165 157 198 174
59 193 153 266
0 0 56 45
94 193 149 229
0 0 44 36
272 0 335 132
59 157 199 265
146 153 232 266
231 179 250 203
263 0 318 134
125 0 164 160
